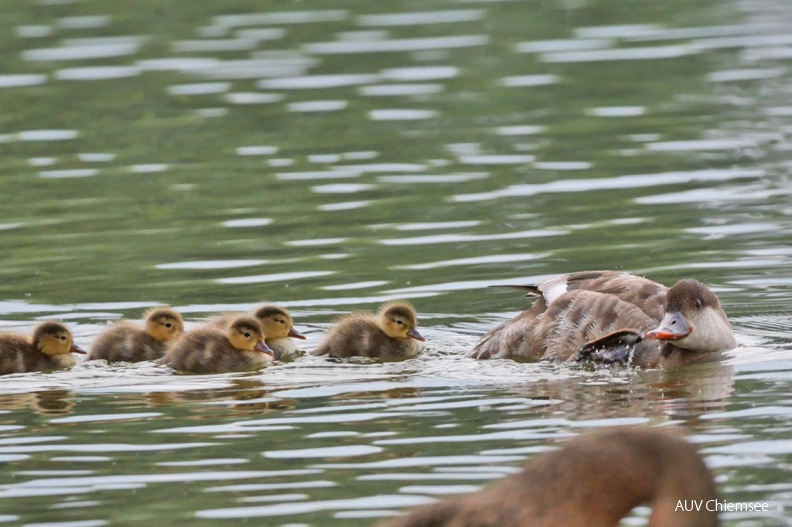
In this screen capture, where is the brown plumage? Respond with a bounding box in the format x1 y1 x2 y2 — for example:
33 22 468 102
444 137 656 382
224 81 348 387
377 428 719 527
89 307 184 362
161 316 274 374
311 302 425 359
0 321 86 375
210 305 306 360
468 271 736 367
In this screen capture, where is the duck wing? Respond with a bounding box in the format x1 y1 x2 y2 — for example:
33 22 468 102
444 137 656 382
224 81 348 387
556 271 667 320
574 329 645 364
497 271 667 320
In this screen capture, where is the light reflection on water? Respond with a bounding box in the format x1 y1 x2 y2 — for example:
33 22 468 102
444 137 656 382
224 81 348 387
2 0 792 525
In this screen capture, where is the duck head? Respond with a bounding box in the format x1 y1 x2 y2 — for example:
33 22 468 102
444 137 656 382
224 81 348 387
645 279 736 353
253 305 306 340
33 322 86 356
144 307 184 342
227 317 275 356
379 302 425 342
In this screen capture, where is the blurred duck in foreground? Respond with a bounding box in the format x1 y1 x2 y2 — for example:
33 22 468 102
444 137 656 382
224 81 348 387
377 428 718 527
161 316 274 374
311 302 425 359
0 322 86 375
210 305 306 360
468 271 736 368
89 307 184 362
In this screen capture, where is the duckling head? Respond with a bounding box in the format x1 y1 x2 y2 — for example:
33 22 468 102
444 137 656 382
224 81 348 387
227 317 275 356
32 322 86 356
379 302 425 341
253 305 306 340
144 307 184 342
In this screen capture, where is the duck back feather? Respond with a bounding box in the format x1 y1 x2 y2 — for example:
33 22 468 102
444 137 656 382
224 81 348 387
90 323 166 362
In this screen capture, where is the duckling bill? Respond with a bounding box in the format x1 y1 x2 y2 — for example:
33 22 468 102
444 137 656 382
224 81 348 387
0 321 85 375
89 307 184 362
161 316 274 374
311 301 425 359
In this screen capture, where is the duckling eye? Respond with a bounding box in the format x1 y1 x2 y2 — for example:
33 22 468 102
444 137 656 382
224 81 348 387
395 320 404 326
59 335 67 341
244 332 251 338
279 319 286 325
164 322 173 328
695 299 702 309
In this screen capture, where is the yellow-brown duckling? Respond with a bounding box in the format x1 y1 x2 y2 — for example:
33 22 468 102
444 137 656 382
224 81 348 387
89 307 184 363
311 301 425 359
378 428 718 527
0 321 86 375
211 305 306 360
161 316 274 374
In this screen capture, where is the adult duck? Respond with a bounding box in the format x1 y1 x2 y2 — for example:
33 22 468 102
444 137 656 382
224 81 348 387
377 428 718 527
0 321 86 375
89 307 184 362
311 302 425 359
467 271 736 367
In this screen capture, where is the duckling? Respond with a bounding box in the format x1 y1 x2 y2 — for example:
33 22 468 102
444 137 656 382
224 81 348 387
311 302 425 359
161 316 274 374
89 307 184 363
0 321 86 375
468 271 736 367
210 305 306 360
378 428 718 527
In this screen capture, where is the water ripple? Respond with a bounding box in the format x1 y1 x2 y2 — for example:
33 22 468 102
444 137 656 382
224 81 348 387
357 10 485 26
23 42 141 61
213 10 348 26
195 494 436 519
264 445 382 459
304 35 489 54
0 74 48 88
452 168 763 202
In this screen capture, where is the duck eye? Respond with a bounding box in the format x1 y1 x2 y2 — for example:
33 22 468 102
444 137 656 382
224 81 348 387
244 332 251 338
695 299 702 309
164 322 172 328
396 320 404 325
60 335 67 341
280 319 286 324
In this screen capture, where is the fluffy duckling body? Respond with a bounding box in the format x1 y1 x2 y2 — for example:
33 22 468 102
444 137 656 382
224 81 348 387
468 271 736 368
161 316 274 374
211 305 306 360
89 307 184 363
0 322 86 375
311 302 425 359
378 428 718 527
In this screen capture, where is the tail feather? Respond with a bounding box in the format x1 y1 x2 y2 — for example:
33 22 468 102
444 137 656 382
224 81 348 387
487 284 541 297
